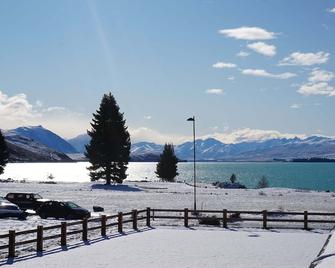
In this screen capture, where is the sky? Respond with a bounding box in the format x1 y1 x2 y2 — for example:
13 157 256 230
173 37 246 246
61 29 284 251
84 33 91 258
0 0 334 144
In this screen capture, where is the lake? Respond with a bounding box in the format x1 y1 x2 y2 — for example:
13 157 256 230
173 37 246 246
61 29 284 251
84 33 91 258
1 162 335 191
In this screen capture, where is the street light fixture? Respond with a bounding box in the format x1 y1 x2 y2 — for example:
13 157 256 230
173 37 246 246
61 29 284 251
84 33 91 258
187 116 197 213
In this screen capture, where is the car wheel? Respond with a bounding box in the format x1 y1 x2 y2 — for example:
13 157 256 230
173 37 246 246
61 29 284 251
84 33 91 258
39 212 47 219
18 214 27 220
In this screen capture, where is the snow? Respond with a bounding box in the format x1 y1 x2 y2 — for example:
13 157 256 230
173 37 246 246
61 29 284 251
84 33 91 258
1 180 335 234
0 227 326 268
311 230 335 267
0 180 333 266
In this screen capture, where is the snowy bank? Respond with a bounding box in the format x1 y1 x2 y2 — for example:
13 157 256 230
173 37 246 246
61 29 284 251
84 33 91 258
310 229 335 268
0 227 327 268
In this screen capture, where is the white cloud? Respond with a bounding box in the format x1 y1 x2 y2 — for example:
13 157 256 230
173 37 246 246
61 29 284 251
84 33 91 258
0 91 40 121
129 127 306 145
0 90 89 138
202 128 305 144
247 42 276 57
242 69 297 79
227 76 235 81
236 51 249 57
298 82 335 97
212 61 237 68
144 115 152 120
279 51 330 66
206 89 224 95
129 127 190 144
308 69 334 82
290 104 301 109
327 8 335 13
219 26 276 40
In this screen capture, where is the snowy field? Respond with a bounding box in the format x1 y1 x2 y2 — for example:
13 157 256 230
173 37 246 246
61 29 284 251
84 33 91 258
0 227 327 268
1 180 335 232
0 180 335 266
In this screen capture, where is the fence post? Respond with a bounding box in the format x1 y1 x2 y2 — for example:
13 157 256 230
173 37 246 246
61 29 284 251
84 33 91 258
101 215 107 236
184 208 189 227
304 211 308 230
8 230 15 258
37 225 43 252
61 222 67 246
132 209 138 230
146 207 151 227
223 209 228 228
82 218 88 241
118 212 123 233
263 210 267 229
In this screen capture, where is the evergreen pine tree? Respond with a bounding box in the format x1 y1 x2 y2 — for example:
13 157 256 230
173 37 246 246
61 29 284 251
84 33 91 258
0 130 9 175
155 144 179 182
85 93 131 185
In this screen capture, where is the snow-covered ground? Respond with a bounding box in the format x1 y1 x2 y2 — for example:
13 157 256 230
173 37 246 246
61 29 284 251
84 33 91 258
1 180 335 232
0 180 334 266
311 230 335 268
0 227 327 268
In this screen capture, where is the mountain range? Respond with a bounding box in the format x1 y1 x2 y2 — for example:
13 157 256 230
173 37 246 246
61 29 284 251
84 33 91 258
2 126 335 162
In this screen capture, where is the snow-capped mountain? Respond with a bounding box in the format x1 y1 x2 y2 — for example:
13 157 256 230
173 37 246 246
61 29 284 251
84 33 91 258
4 131 72 162
4 126 335 162
6 126 77 154
131 136 335 161
67 133 90 153
69 132 335 161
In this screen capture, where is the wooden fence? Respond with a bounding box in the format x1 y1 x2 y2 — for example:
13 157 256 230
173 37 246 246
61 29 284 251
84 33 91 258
0 208 150 258
151 208 335 229
1 208 335 258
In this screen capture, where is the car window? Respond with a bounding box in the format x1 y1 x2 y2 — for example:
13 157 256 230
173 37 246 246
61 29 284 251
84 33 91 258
66 202 80 209
6 194 14 199
17 194 24 199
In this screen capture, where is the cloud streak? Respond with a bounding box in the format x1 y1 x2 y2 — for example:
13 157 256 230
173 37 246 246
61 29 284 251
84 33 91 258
0 90 88 138
212 61 237 68
279 51 330 66
247 42 276 57
206 89 224 95
242 69 296 79
219 26 276 40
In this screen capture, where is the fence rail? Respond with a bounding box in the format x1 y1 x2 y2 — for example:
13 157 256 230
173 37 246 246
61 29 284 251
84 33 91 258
0 208 150 258
1 207 335 258
151 208 335 230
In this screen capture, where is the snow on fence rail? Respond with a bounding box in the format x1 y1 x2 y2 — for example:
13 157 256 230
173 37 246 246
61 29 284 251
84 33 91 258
0 208 335 259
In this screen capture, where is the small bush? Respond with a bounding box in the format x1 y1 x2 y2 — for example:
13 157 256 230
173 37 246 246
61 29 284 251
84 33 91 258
257 176 269 189
199 215 221 226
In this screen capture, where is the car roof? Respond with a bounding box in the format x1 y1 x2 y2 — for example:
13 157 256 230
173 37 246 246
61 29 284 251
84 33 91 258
6 193 40 195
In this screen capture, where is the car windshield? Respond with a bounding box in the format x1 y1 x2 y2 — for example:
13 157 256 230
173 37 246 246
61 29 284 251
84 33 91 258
66 202 81 209
2 205 19 210
34 194 42 199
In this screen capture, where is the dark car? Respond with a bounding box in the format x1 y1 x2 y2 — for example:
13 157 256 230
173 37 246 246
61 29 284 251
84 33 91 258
37 201 90 220
0 197 26 220
5 193 49 211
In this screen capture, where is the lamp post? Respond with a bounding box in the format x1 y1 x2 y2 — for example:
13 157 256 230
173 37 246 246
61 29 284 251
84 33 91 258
187 116 196 213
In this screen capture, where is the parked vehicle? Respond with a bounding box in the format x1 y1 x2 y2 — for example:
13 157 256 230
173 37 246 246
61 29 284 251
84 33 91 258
37 201 90 220
5 193 49 211
0 197 26 220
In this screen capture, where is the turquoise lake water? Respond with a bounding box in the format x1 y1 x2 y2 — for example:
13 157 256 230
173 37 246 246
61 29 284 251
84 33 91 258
177 162 335 191
2 162 335 191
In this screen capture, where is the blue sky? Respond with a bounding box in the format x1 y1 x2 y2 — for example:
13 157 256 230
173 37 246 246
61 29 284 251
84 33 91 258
0 0 334 143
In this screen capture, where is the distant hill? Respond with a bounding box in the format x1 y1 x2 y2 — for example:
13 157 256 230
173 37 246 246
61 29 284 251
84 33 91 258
4 131 73 162
3 126 335 162
7 126 77 154
67 133 90 153
68 132 335 161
